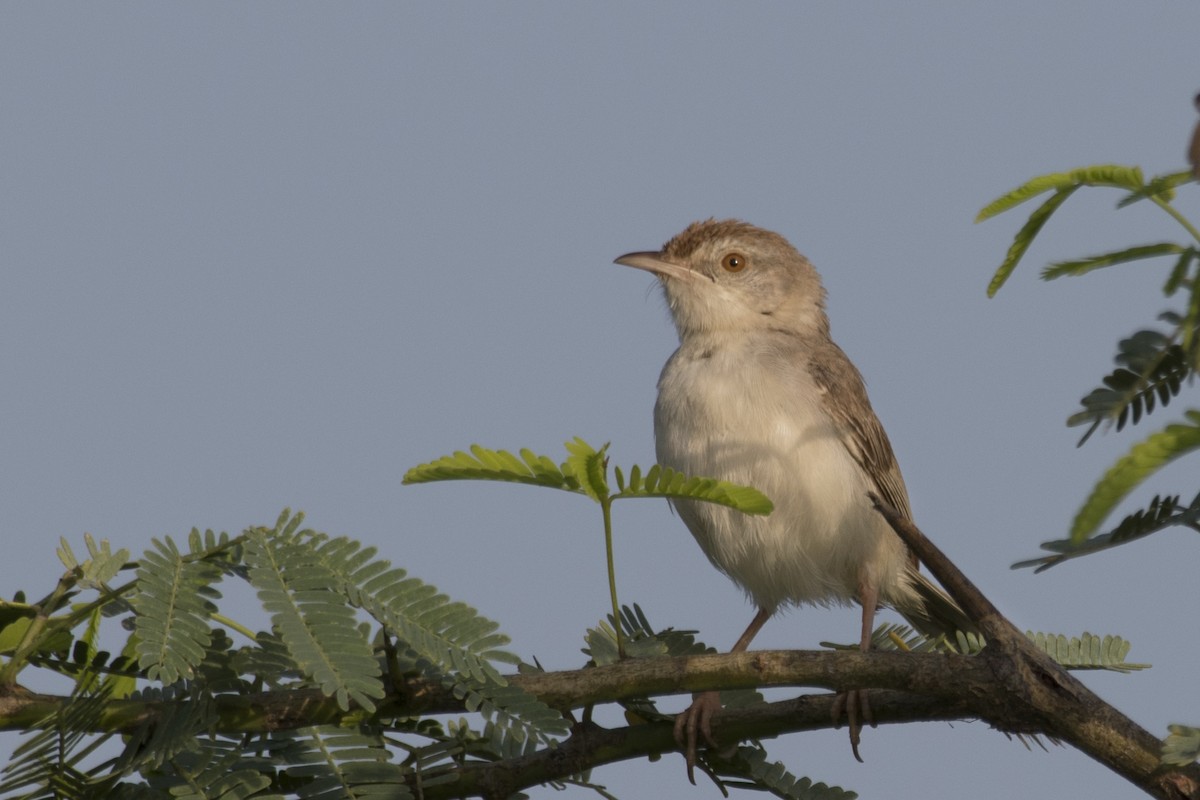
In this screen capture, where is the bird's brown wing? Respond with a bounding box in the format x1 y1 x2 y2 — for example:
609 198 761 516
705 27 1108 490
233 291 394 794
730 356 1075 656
806 340 913 523
807 340 982 634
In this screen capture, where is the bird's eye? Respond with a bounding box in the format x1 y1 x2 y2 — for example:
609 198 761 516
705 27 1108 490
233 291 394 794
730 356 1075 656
721 253 747 272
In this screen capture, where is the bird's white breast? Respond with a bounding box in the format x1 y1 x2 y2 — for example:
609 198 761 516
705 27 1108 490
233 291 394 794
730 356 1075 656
654 334 912 612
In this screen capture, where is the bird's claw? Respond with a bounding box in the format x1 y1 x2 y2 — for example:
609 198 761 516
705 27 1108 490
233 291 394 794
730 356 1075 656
832 688 874 763
674 691 722 784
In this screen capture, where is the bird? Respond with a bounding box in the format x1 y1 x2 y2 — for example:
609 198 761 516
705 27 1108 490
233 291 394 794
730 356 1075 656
614 219 972 777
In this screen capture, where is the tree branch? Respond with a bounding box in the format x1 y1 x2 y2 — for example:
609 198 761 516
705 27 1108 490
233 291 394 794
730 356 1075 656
0 650 981 733
436 690 976 800
870 497 1200 800
3 643 1197 798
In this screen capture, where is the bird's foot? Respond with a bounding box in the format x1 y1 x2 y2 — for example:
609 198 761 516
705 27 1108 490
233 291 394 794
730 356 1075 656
831 688 874 763
674 690 722 784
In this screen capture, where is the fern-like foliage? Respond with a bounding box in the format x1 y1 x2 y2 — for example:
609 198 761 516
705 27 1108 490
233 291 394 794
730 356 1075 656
1041 242 1186 281
976 165 1144 221
231 629 302 688
612 463 774 515
583 604 707 665
821 622 977 655
141 737 273 800
245 513 385 713
148 765 271 800
403 443 583 492
583 605 764 726
274 725 412 800
131 537 222 685
0 685 115 799
406 440 772 660
19 633 140 704
975 164 1145 297
56 533 130 589
565 436 609 501
1070 410 1200 541
1067 329 1194 444
110 684 219 779
710 744 855 800
1163 724 1200 767
1114 169 1194 209
405 439 773 516
821 622 961 655
186 526 249 580
293 526 569 749
741 745 856 800
1025 631 1149 673
1014 492 1200 571
978 163 1200 566
822 624 1143 672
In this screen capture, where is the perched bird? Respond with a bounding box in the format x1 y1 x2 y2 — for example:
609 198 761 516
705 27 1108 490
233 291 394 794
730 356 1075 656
615 219 971 775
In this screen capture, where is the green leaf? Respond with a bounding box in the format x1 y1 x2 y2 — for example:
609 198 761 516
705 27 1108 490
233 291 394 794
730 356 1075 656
245 517 385 713
1025 631 1149 673
986 187 1077 297
278 725 412 800
614 464 773 515
1041 242 1185 281
57 534 130 589
584 604 708 666
582 605 763 729
143 736 273 800
821 622 968 655
1162 247 1198 296
0 686 114 798
405 440 773 514
402 444 581 493
1070 410 1200 541
717 744 856 800
305 529 569 745
1115 169 1194 208
1067 332 1192 444
115 684 219 774
1014 492 1200 572
1183 272 1200 357
131 537 222 685
978 165 1150 296
1164 724 1200 767
563 437 609 502
976 165 1144 222
100 636 140 700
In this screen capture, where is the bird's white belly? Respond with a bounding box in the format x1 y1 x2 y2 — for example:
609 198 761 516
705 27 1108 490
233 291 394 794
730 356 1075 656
655 343 911 612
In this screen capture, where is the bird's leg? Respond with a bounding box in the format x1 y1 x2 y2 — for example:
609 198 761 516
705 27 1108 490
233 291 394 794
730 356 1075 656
832 578 879 762
675 606 770 783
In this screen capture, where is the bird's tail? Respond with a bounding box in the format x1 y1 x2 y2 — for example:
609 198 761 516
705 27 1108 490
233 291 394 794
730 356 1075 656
893 571 980 643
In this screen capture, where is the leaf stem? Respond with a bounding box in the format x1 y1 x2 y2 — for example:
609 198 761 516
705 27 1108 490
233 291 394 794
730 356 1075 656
0 571 76 686
1151 196 1200 246
212 613 259 643
599 496 624 658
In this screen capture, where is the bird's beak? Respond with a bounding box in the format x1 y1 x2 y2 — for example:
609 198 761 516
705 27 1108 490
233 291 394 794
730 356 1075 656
613 251 699 282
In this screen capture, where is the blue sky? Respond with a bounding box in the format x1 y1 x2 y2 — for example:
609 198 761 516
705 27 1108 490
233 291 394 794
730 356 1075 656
2 4 1197 798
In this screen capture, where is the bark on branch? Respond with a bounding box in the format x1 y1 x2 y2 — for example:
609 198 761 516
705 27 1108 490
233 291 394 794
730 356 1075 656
870 496 1199 800
2 638 1196 798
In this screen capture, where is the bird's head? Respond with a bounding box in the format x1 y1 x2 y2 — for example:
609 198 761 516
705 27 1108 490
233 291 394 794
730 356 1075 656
615 218 828 339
